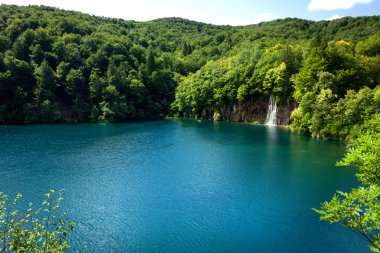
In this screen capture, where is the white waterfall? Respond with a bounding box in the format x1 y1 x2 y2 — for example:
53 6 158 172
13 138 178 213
265 96 277 126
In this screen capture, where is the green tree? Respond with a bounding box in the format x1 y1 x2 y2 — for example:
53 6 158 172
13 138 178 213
0 190 74 252
309 88 337 138
100 84 134 121
356 35 380 57
314 118 380 252
29 61 62 122
34 60 57 97
66 68 89 121
0 5 379 125
146 49 156 75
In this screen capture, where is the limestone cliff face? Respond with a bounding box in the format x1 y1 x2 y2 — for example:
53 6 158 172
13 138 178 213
200 97 296 126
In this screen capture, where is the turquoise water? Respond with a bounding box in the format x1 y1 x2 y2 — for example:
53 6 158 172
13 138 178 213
0 120 367 252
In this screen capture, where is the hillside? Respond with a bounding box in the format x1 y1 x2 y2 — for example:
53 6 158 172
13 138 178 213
0 5 379 139
0 5 230 122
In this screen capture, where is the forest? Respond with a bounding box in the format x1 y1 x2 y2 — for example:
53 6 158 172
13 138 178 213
0 5 379 141
1 5 380 252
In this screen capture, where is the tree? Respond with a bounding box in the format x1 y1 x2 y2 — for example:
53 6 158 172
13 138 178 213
100 84 134 121
309 88 337 138
314 117 380 252
34 61 57 97
146 49 156 75
0 190 74 252
0 5 379 125
263 62 289 95
356 35 380 57
66 68 89 121
315 185 380 252
89 68 106 105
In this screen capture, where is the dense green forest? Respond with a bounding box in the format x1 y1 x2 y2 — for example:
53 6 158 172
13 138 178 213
0 5 379 140
1 5 380 251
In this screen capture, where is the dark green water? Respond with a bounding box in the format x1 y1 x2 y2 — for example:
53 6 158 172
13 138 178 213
0 120 367 252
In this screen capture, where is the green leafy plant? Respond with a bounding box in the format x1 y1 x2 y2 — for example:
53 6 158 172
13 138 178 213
0 190 74 252
314 130 380 252
314 186 380 252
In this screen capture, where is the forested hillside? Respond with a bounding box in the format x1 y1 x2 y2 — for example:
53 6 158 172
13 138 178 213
172 17 380 140
0 5 379 140
0 5 230 123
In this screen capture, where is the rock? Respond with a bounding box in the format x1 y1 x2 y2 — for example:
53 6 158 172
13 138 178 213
213 112 223 121
200 96 296 126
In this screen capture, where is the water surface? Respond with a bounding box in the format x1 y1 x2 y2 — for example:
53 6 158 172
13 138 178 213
0 120 366 252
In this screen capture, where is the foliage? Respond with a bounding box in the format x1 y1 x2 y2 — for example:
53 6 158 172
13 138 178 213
0 5 229 123
290 35 380 140
0 190 74 252
173 22 379 133
0 5 379 137
314 186 380 252
338 131 380 185
314 119 380 252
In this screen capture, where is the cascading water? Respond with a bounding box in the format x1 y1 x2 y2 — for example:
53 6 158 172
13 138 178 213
265 96 277 126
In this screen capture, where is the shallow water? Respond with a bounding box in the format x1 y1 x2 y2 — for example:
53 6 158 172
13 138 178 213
0 120 367 252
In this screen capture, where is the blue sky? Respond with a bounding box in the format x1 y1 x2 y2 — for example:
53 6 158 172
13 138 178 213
0 0 379 25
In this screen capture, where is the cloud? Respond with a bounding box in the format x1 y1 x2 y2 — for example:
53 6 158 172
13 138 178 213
325 14 345 20
200 12 276 26
220 18 256 26
308 0 373 11
253 12 276 24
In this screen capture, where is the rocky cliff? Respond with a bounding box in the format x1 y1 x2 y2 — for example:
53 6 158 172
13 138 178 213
200 97 296 126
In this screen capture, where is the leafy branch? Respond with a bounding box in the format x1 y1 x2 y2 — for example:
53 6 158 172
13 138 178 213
0 190 74 253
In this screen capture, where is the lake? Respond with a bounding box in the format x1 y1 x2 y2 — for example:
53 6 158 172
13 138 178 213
0 119 367 252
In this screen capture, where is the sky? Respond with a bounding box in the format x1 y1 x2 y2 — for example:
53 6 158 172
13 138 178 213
0 0 379 26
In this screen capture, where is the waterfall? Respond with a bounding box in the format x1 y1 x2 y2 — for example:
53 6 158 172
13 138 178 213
265 96 277 126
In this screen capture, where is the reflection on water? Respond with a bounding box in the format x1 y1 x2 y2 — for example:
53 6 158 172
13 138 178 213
0 120 365 252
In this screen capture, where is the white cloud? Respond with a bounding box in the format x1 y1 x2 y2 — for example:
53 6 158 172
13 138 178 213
325 14 345 20
308 0 373 11
253 12 276 24
195 12 276 26
215 18 253 26
220 12 276 26
213 13 276 26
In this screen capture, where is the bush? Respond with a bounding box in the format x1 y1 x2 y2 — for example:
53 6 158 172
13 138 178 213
0 190 74 252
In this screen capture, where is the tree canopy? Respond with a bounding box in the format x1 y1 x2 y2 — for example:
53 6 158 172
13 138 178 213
0 5 379 141
314 115 380 252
